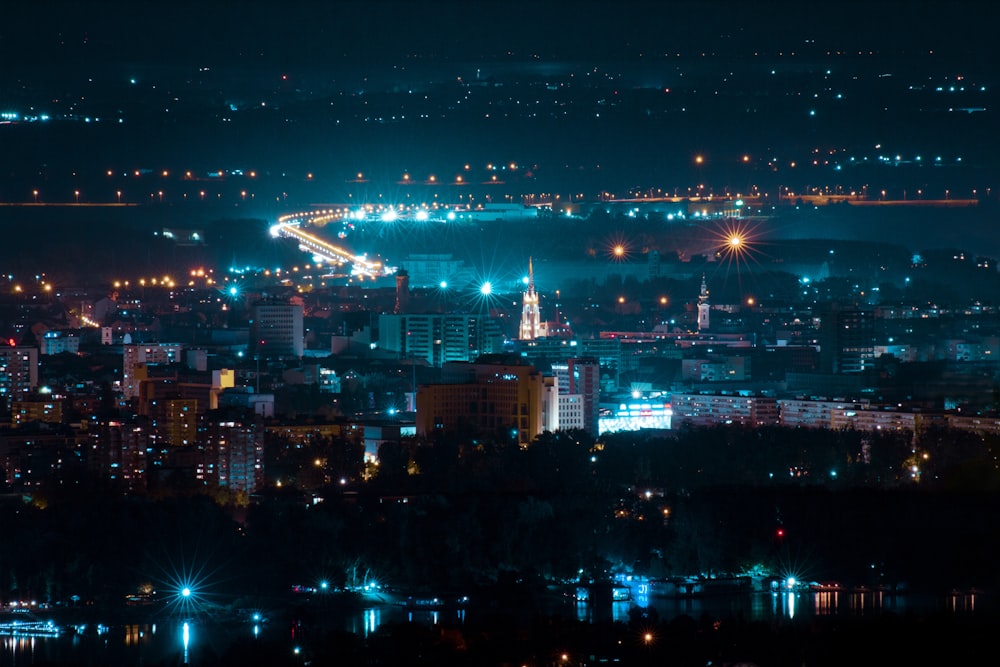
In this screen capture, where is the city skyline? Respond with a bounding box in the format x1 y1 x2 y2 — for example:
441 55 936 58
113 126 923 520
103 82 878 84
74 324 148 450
2 3 999 665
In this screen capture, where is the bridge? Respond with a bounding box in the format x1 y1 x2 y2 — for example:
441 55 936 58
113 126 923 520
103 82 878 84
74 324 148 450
270 208 390 278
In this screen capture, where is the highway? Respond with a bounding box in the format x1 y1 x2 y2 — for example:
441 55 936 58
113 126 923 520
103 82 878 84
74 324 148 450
271 209 389 278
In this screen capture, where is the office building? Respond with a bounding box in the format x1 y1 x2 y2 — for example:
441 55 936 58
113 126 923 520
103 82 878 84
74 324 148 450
251 300 304 359
416 356 547 445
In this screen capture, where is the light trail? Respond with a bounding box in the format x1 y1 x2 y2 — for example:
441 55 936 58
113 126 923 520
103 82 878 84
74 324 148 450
271 210 390 277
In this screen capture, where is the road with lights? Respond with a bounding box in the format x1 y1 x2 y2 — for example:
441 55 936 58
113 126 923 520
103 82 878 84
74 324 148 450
270 209 389 278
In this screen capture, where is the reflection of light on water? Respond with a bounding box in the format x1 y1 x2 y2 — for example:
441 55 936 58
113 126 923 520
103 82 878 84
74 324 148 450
813 591 839 615
124 624 151 646
949 591 977 613
253 624 260 638
182 622 190 665
3 636 37 658
771 591 798 618
634 583 650 609
612 601 631 623
364 609 380 637
575 600 591 623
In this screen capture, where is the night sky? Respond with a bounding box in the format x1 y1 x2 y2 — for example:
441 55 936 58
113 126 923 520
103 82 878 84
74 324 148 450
2 1 996 264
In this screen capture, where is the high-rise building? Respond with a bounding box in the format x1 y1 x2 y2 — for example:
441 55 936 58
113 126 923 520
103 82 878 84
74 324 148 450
378 313 503 366
91 420 151 493
207 421 265 495
0 345 39 404
394 269 411 314
143 396 198 446
251 300 304 359
819 305 876 374
416 356 547 445
568 357 600 435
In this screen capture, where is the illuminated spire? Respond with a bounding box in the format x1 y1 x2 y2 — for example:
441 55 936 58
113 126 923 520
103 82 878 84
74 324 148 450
697 274 710 332
519 258 542 340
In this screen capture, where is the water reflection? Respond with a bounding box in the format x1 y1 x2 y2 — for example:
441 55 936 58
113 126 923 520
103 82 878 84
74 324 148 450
0 590 991 666
948 590 978 613
181 622 190 664
813 591 839 615
346 606 467 637
573 599 632 624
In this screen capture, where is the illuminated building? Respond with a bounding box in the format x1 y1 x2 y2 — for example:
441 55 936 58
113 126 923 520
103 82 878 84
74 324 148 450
39 330 80 355
819 305 876 374
137 369 234 417
11 397 63 427
0 345 39 404
123 343 182 400
142 398 198 446
207 421 265 495
779 398 871 428
416 356 547 445
599 398 673 434
670 392 779 427
251 300 304 359
91 421 150 492
394 269 411 314
378 313 503 366
363 422 417 463
519 258 545 340
829 406 925 434
0 430 83 489
697 274 710 332
556 357 600 435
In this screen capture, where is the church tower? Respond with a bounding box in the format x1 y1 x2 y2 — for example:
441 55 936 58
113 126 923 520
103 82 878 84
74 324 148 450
519 258 543 340
697 274 710 331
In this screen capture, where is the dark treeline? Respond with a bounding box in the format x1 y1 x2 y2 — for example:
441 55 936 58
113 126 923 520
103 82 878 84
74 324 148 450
3 425 999 610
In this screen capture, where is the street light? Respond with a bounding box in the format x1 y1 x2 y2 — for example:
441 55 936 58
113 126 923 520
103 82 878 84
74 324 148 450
32 190 38 203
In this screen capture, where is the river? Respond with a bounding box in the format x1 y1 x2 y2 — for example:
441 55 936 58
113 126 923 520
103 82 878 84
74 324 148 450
0 586 989 666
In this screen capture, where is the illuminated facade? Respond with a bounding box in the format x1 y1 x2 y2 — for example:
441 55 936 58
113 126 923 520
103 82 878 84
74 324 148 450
519 258 545 340
0 346 39 403
599 399 673 434
123 343 182 400
670 393 779 427
549 357 600 434
11 397 63 427
379 313 503 366
208 422 265 495
779 398 871 429
697 274 710 332
40 330 80 355
416 358 546 445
